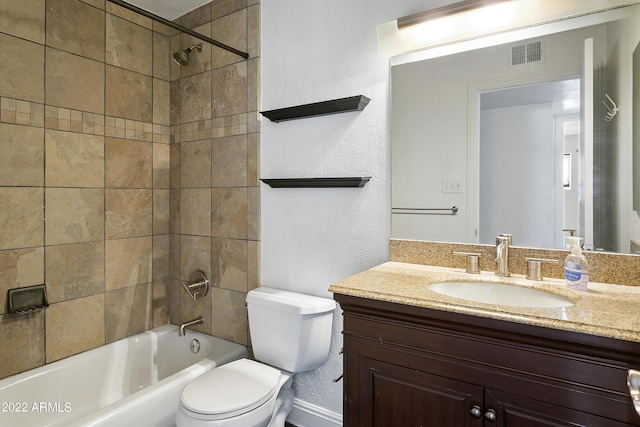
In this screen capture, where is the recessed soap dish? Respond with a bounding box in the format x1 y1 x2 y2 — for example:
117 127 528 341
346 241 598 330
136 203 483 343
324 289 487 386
7 284 49 315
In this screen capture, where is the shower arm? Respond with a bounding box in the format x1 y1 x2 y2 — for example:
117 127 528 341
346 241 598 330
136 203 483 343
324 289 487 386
106 0 249 60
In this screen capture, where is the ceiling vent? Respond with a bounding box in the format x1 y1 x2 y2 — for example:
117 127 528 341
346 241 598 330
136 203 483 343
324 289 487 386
511 41 543 66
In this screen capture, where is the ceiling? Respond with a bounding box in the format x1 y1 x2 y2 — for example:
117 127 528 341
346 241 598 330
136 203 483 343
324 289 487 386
123 0 210 20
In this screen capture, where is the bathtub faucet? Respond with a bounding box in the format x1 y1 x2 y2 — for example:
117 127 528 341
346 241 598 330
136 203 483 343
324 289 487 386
179 316 204 336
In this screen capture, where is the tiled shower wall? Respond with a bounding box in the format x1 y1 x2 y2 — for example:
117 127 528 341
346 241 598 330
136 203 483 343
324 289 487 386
168 1 261 346
0 0 260 380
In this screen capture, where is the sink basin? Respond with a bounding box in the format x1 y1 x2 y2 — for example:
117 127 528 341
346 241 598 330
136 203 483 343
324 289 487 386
428 281 574 308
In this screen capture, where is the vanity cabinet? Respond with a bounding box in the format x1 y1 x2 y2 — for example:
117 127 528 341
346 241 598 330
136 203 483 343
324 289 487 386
335 294 640 427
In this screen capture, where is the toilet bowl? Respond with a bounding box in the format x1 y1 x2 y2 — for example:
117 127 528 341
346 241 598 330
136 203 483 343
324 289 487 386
176 359 292 427
176 287 335 427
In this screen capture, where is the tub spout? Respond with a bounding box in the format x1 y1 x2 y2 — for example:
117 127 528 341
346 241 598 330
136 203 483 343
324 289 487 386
179 316 204 336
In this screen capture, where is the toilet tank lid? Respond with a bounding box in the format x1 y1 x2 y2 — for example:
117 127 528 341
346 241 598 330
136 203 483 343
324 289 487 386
247 287 336 315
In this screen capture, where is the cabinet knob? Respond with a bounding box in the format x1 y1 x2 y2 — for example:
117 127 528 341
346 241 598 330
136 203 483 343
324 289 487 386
470 405 482 418
484 409 497 422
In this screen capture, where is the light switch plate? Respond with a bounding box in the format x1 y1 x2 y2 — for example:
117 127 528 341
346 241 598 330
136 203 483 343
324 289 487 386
442 179 462 194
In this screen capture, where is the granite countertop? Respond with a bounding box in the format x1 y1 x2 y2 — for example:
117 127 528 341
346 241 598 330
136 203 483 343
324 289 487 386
328 261 640 342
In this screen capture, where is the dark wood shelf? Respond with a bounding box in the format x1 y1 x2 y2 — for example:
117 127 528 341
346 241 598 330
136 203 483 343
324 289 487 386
261 177 371 188
260 95 370 122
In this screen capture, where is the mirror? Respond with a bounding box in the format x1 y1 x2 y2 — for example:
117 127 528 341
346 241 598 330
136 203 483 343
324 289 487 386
391 4 640 254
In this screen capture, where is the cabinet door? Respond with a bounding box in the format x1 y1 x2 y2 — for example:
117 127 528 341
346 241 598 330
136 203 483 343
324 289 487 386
359 357 484 427
486 388 634 427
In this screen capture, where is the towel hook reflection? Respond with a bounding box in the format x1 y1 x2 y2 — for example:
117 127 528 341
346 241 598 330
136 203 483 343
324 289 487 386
602 93 619 122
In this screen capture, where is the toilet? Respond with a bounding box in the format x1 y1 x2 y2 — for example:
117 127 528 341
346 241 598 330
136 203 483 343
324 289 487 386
176 287 336 427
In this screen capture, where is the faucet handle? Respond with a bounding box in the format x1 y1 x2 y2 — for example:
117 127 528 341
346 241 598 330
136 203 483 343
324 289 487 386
453 252 481 274
525 257 559 281
182 270 210 300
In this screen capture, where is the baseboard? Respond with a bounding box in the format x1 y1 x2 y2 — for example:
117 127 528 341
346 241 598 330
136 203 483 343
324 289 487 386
286 398 342 427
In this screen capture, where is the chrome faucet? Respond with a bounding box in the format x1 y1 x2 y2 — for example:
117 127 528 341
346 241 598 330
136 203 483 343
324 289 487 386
179 316 204 336
495 234 512 277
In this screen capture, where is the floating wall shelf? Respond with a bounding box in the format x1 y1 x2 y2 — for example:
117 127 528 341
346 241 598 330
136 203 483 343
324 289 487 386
260 95 370 122
261 177 371 188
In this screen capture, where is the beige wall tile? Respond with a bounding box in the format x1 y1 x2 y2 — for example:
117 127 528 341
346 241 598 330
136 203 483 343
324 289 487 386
45 294 105 362
0 123 44 186
0 248 44 315
169 235 180 280
154 189 170 236
212 288 247 345
181 140 211 187
211 187 247 239
45 242 104 303
0 34 44 103
152 280 169 327
167 278 181 324
81 0 105 10
180 235 211 281
105 189 153 239
153 234 170 280
0 312 45 379
212 62 247 118
105 138 152 188
170 79 181 124
105 283 152 343
247 57 260 112
106 2 152 29
45 188 104 245
153 79 170 125
212 238 247 292
181 188 212 236
170 143 181 187
105 236 152 291
45 129 104 187
178 3 211 29
46 48 104 114
153 143 170 188
0 188 44 250
153 32 170 81
247 186 259 241
106 14 152 76
212 135 247 187
247 4 260 59
212 0 245 19
170 188 181 234
180 72 212 123
211 9 247 68
46 0 105 61
247 132 259 186
106 66 152 122
0 0 45 44
248 240 260 291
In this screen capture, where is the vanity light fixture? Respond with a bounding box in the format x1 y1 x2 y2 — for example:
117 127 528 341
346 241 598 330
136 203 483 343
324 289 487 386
397 0 514 30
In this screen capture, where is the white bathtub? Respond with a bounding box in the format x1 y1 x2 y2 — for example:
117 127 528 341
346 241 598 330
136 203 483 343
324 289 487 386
0 324 247 427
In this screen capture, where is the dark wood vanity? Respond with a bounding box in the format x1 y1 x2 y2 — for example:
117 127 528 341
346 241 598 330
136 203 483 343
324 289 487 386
335 293 640 426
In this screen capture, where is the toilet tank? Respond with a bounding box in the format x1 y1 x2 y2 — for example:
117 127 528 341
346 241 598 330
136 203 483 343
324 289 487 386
246 287 336 373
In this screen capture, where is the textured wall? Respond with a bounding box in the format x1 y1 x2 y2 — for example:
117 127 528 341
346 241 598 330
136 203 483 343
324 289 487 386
260 0 447 417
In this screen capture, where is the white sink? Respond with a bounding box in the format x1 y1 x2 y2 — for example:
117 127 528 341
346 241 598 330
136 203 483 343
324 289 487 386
428 281 574 308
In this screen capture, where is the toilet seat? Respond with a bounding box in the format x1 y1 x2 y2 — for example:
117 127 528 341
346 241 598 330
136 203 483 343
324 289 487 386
179 359 282 421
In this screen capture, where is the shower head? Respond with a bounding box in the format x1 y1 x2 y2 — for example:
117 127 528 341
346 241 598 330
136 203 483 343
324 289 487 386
172 43 203 66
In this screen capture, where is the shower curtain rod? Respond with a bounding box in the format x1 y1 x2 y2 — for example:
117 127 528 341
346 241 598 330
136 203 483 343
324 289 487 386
106 0 249 60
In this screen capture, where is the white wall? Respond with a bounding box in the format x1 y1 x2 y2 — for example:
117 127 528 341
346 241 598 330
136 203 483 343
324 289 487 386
606 13 640 251
260 0 452 422
480 103 557 247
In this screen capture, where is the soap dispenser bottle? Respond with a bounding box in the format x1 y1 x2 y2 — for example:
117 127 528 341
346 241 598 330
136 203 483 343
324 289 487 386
564 236 589 291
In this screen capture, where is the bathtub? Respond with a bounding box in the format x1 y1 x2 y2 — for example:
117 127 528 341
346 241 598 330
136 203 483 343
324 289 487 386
0 324 247 427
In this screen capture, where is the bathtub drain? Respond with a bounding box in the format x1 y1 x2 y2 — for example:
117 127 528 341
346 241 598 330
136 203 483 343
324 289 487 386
190 339 200 353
